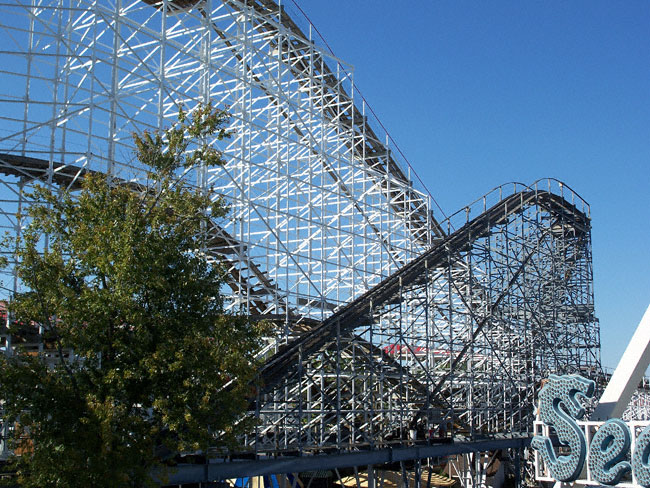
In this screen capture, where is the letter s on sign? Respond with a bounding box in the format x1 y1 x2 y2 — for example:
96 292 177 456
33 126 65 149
531 374 595 482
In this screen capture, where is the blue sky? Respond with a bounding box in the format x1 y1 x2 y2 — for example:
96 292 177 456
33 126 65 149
295 1 650 370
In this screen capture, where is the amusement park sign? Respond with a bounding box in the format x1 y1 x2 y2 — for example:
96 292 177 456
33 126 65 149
533 374 650 487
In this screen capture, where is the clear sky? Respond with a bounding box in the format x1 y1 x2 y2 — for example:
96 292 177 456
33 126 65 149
293 1 650 370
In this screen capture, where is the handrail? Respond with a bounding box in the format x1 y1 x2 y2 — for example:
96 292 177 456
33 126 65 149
437 178 590 235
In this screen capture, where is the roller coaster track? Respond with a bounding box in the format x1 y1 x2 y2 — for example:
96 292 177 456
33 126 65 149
242 182 600 453
0 1 602 475
257 189 590 393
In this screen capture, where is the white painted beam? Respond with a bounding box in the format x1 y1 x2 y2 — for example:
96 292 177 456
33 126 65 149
591 304 650 420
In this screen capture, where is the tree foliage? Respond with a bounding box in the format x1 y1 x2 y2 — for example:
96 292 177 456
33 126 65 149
0 104 264 487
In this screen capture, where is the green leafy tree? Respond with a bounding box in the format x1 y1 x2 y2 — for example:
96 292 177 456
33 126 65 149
0 104 264 487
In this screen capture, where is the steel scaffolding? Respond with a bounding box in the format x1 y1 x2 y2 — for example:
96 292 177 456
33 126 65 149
0 0 602 477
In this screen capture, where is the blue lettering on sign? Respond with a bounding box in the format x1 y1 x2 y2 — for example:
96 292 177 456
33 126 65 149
588 418 631 485
531 373 595 482
533 374 650 486
633 425 650 487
